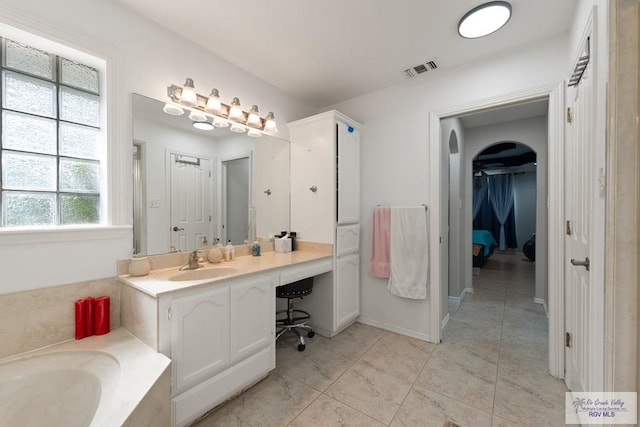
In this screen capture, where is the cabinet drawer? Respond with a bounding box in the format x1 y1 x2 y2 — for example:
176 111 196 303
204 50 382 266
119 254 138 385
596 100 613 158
336 224 360 256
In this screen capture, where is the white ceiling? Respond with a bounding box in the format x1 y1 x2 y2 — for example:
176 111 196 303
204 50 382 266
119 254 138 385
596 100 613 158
116 0 577 108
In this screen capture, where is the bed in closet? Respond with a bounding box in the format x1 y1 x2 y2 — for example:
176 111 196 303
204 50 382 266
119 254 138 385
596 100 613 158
472 230 497 267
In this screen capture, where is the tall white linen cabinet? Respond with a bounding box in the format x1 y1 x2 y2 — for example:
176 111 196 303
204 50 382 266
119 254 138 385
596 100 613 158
288 110 362 336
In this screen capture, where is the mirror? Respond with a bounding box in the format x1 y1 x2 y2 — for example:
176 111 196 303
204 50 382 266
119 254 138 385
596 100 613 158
132 93 290 255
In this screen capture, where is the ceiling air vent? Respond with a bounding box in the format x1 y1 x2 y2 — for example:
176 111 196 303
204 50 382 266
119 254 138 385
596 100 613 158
404 59 439 78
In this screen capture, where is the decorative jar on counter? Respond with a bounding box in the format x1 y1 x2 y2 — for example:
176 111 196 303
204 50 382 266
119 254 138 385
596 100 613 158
129 256 151 276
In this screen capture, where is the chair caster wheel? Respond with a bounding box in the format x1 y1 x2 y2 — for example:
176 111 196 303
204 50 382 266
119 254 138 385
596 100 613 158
307 331 315 338
297 344 305 352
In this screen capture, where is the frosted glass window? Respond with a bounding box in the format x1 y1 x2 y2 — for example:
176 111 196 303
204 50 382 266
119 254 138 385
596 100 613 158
60 58 99 93
2 192 56 226
59 122 100 160
60 194 99 224
1 36 103 227
59 158 99 192
2 111 57 154
2 71 56 117
4 39 55 80
2 152 56 191
60 86 99 127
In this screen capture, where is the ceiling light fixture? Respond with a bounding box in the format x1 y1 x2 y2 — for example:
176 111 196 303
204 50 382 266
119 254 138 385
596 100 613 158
458 1 512 39
230 123 246 133
247 129 262 138
193 121 214 131
165 79 279 135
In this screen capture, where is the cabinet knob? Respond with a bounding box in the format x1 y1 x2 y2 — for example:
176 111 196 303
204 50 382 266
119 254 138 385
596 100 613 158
264 189 272 195
309 185 318 193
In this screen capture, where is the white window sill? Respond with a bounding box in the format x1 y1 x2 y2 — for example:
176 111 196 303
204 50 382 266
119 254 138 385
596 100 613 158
0 225 131 247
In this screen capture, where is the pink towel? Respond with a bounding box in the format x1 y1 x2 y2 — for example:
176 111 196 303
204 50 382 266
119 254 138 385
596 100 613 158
368 206 391 278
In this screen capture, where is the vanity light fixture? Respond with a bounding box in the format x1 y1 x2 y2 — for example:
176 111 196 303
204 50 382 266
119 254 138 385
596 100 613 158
264 112 278 133
164 79 279 134
458 1 512 39
163 102 184 116
247 105 261 127
193 121 214 131
188 109 207 122
229 97 243 120
179 78 198 106
247 129 262 138
206 88 222 113
213 117 230 128
230 123 246 133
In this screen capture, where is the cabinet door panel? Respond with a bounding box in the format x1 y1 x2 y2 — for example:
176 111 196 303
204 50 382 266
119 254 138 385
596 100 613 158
336 254 360 329
230 276 274 363
171 286 229 394
337 121 360 224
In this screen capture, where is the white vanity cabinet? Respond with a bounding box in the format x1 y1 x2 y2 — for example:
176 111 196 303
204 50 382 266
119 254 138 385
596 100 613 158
288 110 362 336
165 273 276 427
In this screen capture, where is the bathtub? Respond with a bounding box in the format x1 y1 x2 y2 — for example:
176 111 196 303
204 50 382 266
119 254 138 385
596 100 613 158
0 328 171 427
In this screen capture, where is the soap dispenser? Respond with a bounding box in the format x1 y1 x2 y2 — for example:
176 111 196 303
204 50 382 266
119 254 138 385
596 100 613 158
225 240 234 261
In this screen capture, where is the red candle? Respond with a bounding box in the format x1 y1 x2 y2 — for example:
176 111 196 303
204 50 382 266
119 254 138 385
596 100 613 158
84 297 94 337
93 296 110 336
74 299 85 340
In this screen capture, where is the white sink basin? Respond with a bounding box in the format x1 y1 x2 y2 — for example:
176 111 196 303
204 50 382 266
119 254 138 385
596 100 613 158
168 267 239 281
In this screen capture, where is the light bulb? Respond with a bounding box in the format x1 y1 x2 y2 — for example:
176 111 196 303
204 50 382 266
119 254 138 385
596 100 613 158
247 105 261 127
229 97 243 120
247 129 262 138
163 103 184 116
213 117 230 128
180 78 197 106
230 123 246 133
264 112 278 133
206 88 221 113
188 109 207 122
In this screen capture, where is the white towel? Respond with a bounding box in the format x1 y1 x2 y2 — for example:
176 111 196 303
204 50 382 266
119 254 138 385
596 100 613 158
388 206 429 299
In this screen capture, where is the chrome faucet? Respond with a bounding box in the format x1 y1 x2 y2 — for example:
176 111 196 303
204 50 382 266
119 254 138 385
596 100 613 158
180 250 202 270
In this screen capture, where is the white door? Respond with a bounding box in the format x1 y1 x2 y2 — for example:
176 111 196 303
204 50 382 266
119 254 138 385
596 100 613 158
170 152 212 252
564 32 598 392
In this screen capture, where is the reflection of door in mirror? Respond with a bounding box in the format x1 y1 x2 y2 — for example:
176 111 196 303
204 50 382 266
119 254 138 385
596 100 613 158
222 156 250 245
169 152 213 251
133 143 146 255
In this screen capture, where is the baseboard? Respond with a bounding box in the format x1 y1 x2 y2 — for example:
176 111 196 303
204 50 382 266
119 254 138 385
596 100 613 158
357 317 432 343
448 287 470 313
440 312 450 330
533 297 549 318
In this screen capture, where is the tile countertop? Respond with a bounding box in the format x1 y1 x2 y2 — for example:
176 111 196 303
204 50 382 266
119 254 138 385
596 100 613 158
119 242 333 298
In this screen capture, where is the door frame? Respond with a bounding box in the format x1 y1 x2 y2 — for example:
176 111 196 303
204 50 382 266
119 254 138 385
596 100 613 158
428 83 565 376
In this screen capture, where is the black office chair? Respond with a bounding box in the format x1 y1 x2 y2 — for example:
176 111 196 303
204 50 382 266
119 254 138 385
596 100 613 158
275 277 315 351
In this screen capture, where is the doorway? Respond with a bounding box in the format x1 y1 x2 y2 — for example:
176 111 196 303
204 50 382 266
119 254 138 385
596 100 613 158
221 156 251 245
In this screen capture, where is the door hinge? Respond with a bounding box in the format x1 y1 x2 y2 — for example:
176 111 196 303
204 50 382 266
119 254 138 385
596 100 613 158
567 107 573 123
566 331 572 348
566 220 572 236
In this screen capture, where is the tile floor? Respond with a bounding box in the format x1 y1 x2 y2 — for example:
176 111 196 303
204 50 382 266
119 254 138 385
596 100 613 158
194 252 568 427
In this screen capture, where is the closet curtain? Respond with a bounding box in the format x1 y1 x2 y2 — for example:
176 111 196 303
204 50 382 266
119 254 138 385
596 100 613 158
472 175 488 220
488 173 515 250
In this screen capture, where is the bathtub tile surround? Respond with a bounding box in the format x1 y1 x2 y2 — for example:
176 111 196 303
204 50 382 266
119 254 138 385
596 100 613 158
195 253 565 426
0 277 120 359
